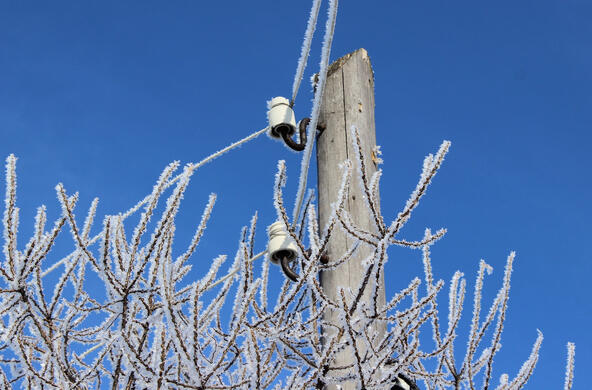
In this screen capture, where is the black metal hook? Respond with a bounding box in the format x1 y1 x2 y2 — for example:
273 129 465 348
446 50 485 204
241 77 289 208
280 256 299 282
277 118 326 152
279 250 330 283
390 373 420 390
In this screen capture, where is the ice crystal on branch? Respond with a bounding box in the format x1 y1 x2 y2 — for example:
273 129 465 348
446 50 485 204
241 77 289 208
0 131 574 389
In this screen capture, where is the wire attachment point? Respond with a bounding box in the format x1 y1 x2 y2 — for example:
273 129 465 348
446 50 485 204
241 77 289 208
278 117 326 152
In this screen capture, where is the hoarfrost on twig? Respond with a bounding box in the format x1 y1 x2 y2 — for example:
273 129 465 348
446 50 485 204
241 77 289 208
0 26 569 390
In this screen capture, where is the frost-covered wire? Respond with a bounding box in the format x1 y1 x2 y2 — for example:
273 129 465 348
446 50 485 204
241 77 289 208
290 0 323 106
122 126 269 220
292 0 339 225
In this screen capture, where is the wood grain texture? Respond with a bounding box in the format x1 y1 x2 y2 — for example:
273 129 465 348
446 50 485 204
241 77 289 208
317 48 386 389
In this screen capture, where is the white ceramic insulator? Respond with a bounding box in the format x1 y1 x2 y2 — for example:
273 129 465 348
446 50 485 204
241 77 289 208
267 96 297 138
267 221 299 264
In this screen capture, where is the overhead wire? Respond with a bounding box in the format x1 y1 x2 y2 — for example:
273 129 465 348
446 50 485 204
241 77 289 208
42 0 336 283
290 0 323 107
121 126 269 219
117 0 337 278
292 0 339 226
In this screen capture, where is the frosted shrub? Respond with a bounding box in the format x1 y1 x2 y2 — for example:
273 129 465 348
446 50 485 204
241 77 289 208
0 127 575 389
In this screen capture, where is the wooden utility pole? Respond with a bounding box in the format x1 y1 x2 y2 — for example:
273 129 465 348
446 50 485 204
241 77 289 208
316 48 386 389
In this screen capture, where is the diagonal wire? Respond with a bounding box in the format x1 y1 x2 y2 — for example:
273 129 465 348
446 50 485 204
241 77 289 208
292 0 339 226
290 0 323 107
121 126 269 220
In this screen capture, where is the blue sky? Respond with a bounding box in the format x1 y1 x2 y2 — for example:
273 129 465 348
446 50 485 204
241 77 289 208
1 1 590 388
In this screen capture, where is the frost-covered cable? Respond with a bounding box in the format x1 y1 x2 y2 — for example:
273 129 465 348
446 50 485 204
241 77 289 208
292 0 338 225
290 0 323 106
122 126 269 219
62 126 268 262
188 127 269 173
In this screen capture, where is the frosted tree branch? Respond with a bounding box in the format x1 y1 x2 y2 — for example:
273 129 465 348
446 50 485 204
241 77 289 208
0 125 570 389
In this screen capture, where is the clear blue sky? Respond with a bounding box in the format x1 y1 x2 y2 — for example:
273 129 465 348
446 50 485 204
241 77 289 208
1 1 590 388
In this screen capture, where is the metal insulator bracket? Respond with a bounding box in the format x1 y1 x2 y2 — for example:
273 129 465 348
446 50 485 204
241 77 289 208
267 96 326 152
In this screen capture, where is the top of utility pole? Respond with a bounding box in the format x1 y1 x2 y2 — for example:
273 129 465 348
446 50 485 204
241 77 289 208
326 48 374 81
313 48 375 93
